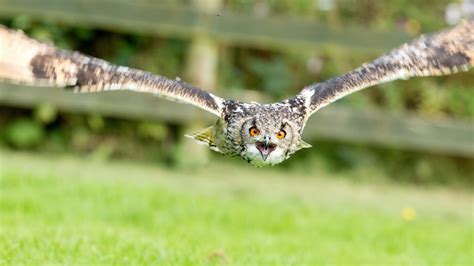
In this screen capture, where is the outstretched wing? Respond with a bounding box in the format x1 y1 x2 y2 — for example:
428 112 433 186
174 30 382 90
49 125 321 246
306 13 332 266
294 20 473 117
0 25 225 117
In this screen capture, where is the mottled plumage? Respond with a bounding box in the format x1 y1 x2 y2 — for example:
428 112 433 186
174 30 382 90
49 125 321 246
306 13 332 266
298 20 474 115
0 20 472 166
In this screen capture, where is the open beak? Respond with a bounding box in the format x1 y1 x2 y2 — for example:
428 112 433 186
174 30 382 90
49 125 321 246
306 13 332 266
256 139 276 161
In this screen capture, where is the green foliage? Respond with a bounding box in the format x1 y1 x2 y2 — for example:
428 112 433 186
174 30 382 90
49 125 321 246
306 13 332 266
137 122 168 141
3 119 44 149
34 104 57 124
86 114 105 132
226 0 454 30
247 56 295 97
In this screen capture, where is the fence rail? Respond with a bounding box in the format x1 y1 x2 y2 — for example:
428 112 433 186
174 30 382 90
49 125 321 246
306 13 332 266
0 0 410 51
1 84 473 157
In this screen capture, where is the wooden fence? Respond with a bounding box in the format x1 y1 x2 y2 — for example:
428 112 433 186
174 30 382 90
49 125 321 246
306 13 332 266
0 0 473 158
0 0 410 51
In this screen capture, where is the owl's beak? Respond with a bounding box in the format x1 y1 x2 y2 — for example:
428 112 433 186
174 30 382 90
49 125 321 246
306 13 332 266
256 139 276 161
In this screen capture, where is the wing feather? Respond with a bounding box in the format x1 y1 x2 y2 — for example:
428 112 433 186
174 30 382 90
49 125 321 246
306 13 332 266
0 25 225 117
295 20 473 116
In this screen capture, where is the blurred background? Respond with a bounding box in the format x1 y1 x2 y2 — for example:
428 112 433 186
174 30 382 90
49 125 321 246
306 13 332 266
0 0 472 185
0 0 473 264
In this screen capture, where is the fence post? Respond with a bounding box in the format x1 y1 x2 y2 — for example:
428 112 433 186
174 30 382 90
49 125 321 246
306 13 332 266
178 0 221 166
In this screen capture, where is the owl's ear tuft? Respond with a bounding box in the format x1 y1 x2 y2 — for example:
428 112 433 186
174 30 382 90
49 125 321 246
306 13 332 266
185 126 221 153
297 140 312 150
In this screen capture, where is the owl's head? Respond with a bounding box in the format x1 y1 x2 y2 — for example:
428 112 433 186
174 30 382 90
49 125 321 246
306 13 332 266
186 102 311 166
236 113 311 166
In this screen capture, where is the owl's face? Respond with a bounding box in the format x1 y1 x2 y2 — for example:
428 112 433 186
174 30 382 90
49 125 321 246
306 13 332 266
238 115 304 166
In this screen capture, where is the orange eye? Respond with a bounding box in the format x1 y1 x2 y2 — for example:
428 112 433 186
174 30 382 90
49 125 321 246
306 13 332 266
249 127 260 137
276 130 286 139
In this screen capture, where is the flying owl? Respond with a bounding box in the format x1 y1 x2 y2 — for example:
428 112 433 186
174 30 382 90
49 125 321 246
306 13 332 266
0 21 472 166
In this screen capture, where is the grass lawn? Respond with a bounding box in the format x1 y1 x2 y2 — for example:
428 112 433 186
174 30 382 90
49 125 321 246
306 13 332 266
0 150 472 265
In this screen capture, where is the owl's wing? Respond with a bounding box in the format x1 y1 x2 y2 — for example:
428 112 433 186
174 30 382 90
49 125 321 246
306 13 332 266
294 20 473 117
0 25 225 117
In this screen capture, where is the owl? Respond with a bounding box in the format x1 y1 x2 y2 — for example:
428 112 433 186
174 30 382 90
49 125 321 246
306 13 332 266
0 20 472 166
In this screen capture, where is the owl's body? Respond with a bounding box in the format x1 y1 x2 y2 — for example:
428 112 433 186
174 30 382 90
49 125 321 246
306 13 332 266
0 21 472 166
192 99 309 166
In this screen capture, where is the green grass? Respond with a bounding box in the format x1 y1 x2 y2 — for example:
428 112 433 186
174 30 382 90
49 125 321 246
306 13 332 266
0 151 472 265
